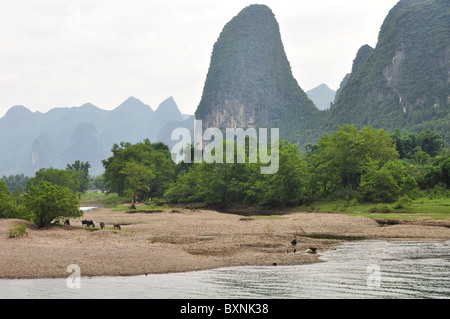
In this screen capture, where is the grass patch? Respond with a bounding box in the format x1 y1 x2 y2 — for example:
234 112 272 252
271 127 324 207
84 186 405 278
80 191 109 201
264 223 275 235
296 197 450 221
299 233 365 241
296 200 369 214
189 249 210 255
396 197 450 214
81 225 134 234
250 215 288 220
81 192 168 212
343 212 420 221
80 192 129 206
9 223 28 238
111 203 168 212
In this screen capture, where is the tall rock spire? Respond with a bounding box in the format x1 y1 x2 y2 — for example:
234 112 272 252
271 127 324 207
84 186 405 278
195 4 318 141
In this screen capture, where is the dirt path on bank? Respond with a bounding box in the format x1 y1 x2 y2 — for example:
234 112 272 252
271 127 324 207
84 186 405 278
0 207 449 279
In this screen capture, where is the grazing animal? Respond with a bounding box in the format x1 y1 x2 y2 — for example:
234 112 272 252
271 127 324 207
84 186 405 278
291 238 297 247
100 222 105 229
290 237 298 253
82 220 95 228
64 219 70 226
114 224 121 230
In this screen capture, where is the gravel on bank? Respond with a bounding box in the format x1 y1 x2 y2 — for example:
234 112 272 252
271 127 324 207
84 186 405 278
0 207 449 279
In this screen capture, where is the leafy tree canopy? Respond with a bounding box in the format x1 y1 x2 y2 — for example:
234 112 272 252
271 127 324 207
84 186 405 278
309 125 399 193
102 139 175 199
0 181 18 219
24 182 82 228
66 160 91 193
28 168 80 194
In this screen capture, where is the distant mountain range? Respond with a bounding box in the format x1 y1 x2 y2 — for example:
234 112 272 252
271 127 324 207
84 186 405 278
0 97 193 176
306 84 336 111
195 0 449 146
1 0 448 178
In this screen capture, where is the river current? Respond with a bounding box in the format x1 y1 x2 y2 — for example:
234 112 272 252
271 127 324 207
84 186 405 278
1 240 449 299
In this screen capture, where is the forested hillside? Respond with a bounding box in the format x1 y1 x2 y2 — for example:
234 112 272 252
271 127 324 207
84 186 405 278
322 0 449 145
195 4 318 143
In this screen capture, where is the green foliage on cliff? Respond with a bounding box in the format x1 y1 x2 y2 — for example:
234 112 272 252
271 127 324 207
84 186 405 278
334 45 374 103
325 0 450 145
195 4 317 142
194 1 449 148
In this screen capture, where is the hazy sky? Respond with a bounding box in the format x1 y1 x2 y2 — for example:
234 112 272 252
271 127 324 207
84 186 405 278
0 0 399 118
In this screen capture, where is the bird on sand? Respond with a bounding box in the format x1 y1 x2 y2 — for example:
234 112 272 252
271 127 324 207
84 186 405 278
291 238 297 247
290 237 298 253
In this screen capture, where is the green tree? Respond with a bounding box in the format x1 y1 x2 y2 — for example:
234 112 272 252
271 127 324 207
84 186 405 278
24 182 83 228
391 129 421 159
121 162 155 208
193 162 230 207
164 165 202 204
417 129 444 157
440 157 450 188
66 160 91 193
10 186 24 206
0 181 17 219
164 140 255 207
29 168 80 193
102 139 175 199
310 125 398 195
246 141 310 207
391 129 445 159
359 160 417 202
165 140 310 208
0 174 29 192
410 154 450 190
92 174 107 193
166 160 250 208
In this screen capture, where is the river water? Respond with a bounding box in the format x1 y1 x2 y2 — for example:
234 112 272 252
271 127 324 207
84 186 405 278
1 240 449 299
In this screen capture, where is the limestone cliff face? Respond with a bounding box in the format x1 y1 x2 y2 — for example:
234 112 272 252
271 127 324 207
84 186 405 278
334 45 373 104
60 122 105 172
330 0 450 132
208 99 261 128
383 47 405 88
195 4 317 140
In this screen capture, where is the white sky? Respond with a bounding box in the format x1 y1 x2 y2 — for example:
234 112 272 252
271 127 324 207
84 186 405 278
0 0 399 118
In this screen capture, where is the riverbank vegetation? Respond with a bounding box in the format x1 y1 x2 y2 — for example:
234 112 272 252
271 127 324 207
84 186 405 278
1 125 449 227
0 161 88 227
163 125 448 213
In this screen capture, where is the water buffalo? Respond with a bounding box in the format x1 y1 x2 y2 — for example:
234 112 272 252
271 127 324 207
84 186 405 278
113 224 121 230
82 220 95 228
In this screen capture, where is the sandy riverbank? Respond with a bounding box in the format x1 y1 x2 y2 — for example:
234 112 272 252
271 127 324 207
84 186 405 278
0 207 449 279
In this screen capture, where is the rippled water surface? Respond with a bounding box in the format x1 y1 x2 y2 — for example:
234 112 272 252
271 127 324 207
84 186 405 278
1 240 449 299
